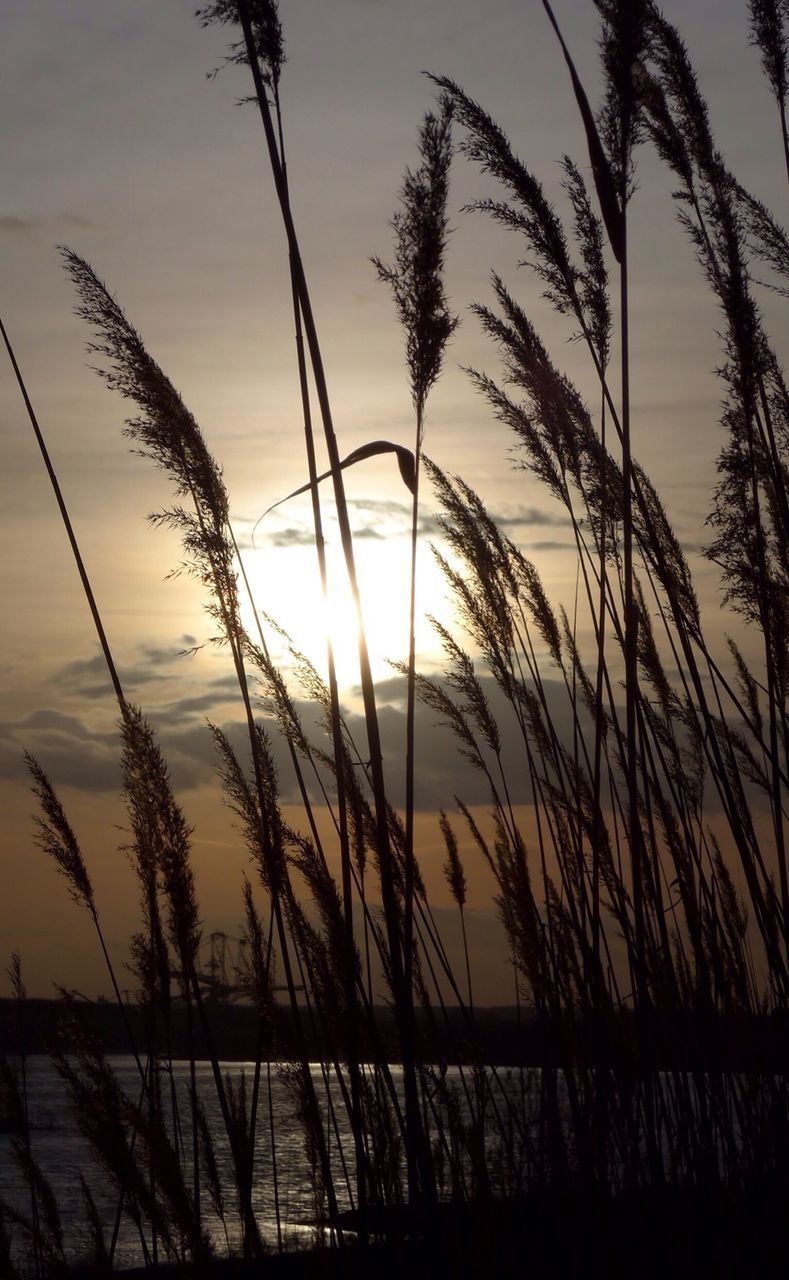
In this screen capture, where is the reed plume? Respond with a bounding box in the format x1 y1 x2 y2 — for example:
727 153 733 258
747 0 789 178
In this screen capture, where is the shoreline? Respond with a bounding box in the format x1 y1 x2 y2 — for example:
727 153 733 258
4 999 788 1071
62 1185 789 1279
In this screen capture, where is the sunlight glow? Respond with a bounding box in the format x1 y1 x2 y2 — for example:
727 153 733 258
237 506 452 697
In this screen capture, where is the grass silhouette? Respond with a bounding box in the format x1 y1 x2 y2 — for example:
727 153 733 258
1 1 787 1275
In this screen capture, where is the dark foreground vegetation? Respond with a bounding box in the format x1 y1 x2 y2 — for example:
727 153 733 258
1 0 788 1275
72 1185 789 1280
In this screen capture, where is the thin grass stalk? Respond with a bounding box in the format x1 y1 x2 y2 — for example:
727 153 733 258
569 567 586 944
274 714 412 1152
184 989 201 1240
1 317 124 706
26 756 149 1096
147 1053 159 1268
408 908 508 1187
544 6 647 1000
6 957 42 1280
232 532 333 866
284 910 357 1214
616 181 648 1012
412 868 531 1141
591 387 609 1000
465 21 786 1000
1 318 173 1117
266 1056 283 1254
58 238 325 1224
404 434 421 1131
242 898 274 1236
233 1 431 1203
747 0 789 181
248 27 374 1233
373 105 457 1202
190 492 342 1236
641 11 788 977
280 252 369 1247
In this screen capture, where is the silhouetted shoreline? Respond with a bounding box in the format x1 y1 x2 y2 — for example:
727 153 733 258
63 1182 788 1279
3 997 787 1071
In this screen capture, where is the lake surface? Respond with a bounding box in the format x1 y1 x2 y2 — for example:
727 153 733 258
1 1055 531 1270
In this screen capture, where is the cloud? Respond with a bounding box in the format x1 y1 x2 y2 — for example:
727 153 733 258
139 644 190 667
420 504 566 539
233 520 316 550
0 703 230 793
348 499 410 517
0 212 98 235
58 655 111 683
153 681 244 725
235 498 566 554
12 709 106 742
56 644 205 700
6 666 759 817
497 507 565 528
0 215 36 233
56 213 97 230
0 710 122 790
417 514 443 536
266 527 320 549
425 507 560 534
54 649 244 725
240 512 396 549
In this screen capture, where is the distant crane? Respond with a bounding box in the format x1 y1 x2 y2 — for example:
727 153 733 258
192 930 303 1002
195 931 248 1003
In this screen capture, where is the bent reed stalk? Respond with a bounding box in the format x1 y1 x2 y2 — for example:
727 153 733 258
3 0 787 1273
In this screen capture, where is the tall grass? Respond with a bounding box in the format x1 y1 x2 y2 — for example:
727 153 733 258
2 0 787 1273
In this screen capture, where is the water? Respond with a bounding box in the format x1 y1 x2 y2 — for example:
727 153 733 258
4 1055 772 1272
0 1056 531 1269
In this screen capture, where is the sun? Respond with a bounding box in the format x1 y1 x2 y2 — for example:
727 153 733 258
237 507 451 697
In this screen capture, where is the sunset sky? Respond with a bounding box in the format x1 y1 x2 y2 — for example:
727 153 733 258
1 0 785 1001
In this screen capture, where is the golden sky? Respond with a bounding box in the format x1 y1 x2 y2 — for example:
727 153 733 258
1 0 785 1001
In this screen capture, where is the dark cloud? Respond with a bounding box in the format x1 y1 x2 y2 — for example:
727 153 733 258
497 507 565 528
139 644 190 666
262 527 316 549
348 499 409 517
354 497 565 532
154 685 244 724
0 675 472 805
16 709 109 741
5 671 754 816
56 645 202 700
235 499 565 554
333 674 583 812
420 505 566 539
0 212 97 234
370 675 407 705
0 710 122 790
417 515 442 536
58 655 110 682
0 704 224 793
56 213 97 229
0 215 36 233
425 506 566 532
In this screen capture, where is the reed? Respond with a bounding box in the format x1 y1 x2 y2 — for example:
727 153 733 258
2 0 787 1274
